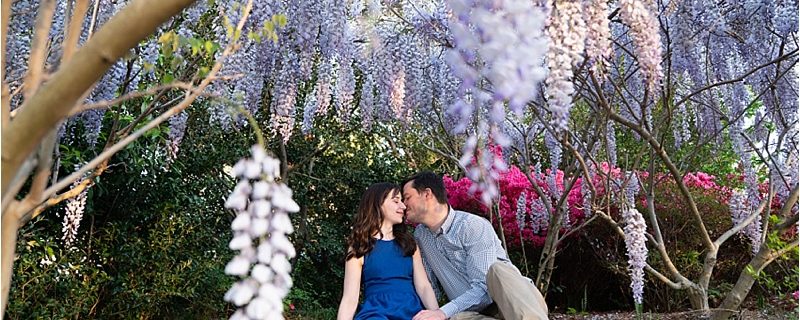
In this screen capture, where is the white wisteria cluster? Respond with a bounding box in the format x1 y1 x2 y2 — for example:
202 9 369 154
62 181 88 248
224 146 299 320
621 207 648 305
618 0 663 92
729 190 763 256
584 0 611 76
545 0 586 131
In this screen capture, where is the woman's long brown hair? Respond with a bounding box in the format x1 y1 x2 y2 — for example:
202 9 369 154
346 182 416 260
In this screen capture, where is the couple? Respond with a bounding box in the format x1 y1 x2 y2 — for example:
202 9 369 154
337 171 549 320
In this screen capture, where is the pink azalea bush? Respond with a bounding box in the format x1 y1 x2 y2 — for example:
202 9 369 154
443 158 790 250
444 164 588 249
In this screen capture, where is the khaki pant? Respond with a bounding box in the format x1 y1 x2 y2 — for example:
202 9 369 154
450 262 548 320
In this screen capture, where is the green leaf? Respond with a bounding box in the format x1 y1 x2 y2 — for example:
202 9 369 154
162 73 174 84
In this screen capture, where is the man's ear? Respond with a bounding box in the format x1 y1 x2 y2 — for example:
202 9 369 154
424 188 433 200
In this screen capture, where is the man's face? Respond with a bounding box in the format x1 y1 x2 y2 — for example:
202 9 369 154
402 182 425 224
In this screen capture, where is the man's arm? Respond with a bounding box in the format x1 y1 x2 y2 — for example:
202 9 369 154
422 250 444 301
438 217 496 317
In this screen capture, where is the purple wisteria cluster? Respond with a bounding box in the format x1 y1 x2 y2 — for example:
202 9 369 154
302 57 334 134
516 193 527 230
459 128 508 206
167 111 189 161
621 207 648 305
446 0 548 119
443 0 549 206
606 122 617 167
544 130 562 200
581 164 595 218
270 55 300 142
223 145 299 319
366 28 428 124
529 193 549 234
358 73 376 132
729 190 763 255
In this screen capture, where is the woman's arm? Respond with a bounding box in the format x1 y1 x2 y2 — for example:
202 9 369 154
337 253 363 320
412 246 439 310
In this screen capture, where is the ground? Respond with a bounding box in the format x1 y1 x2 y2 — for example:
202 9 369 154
549 309 798 319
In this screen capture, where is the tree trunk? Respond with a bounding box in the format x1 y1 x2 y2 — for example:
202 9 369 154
712 246 773 320
687 285 709 313
535 206 563 297
1 205 23 316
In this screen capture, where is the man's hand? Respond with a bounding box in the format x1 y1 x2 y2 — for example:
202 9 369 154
412 309 447 320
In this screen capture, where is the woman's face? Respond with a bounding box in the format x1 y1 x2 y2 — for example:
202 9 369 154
381 190 406 225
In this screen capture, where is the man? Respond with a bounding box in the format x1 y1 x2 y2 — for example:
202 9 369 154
402 171 548 320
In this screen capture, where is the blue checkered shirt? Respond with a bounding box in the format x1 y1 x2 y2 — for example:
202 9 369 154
414 208 512 317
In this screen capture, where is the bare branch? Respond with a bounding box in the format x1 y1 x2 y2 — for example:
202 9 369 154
421 141 466 175
595 209 686 289
71 82 200 115
606 107 716 252
558 214 597 242
26 130 58 203
24 0 57 100
1 0 12 127
22 163 103 221
87 0 102 38
775 185 799 230
1 0 198 199
38 0 251 204
62 0 90 63
0 157 36 212
762 238 799 271
714 196 769 249
674 49 799 109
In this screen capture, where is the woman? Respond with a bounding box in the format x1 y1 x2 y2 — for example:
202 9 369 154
337 182 439 320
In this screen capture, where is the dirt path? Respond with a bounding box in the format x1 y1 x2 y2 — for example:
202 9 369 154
549 309 798 319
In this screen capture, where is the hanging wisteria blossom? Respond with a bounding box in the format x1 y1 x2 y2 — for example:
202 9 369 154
224 145 299 320
621 207 648 305
545 0 586 131
62 181 88 248
729 190 763 255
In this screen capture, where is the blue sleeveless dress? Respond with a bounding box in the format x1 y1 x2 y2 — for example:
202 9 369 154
355 239 424 319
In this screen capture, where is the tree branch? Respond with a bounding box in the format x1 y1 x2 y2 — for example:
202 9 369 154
23 0 57 100
62 0 91 63
1 0 12 127
674 49 798 109
71 82 202 115
1 0 198 202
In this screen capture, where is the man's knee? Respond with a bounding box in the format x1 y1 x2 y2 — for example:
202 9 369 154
488 261 518 281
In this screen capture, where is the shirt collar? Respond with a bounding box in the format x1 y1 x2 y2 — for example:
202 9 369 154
437 206 456 236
